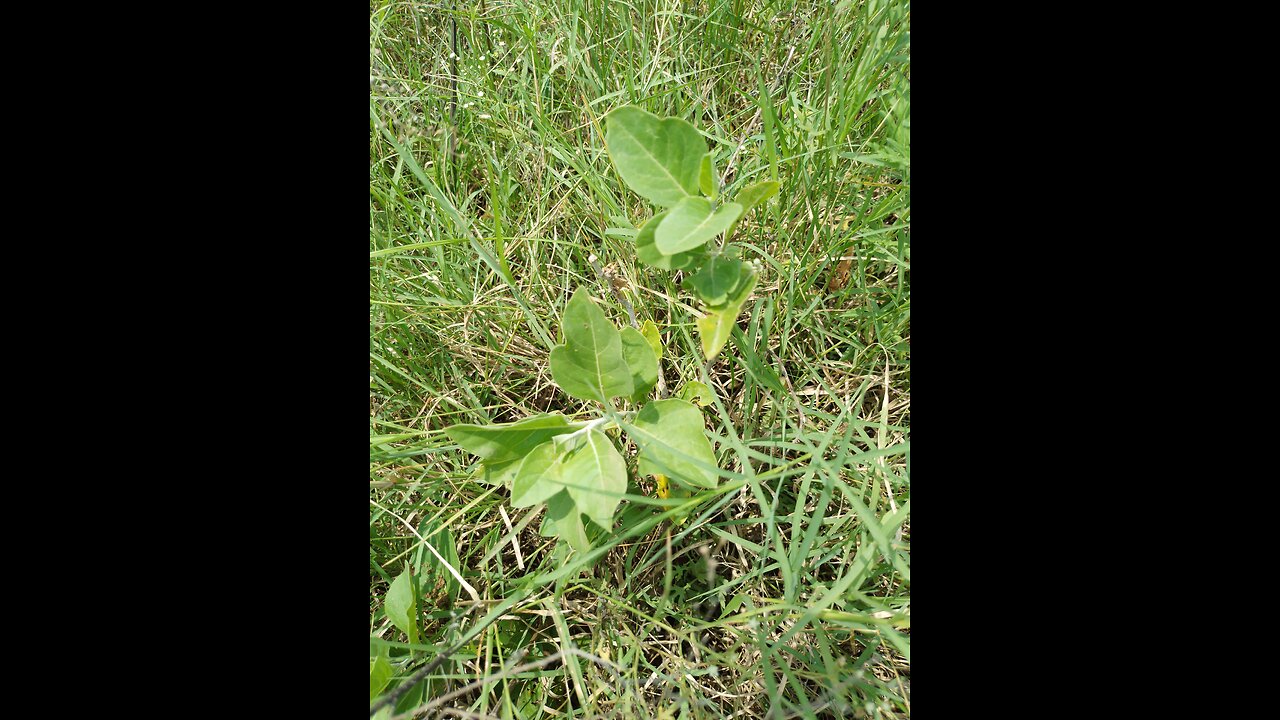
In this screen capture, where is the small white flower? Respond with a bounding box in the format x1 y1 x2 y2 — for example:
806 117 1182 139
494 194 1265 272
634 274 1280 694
479 55 485 61
479 114 491 119
477 90 484 97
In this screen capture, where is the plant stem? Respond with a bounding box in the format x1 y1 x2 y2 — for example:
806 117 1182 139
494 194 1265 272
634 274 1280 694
567 411 633 440
587 253 638 328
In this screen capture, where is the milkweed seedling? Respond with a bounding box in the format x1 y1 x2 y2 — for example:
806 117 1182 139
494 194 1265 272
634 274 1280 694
444 106 778 558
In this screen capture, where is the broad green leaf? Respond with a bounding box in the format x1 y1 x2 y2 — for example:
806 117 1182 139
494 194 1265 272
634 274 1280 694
676 380 714 407
620 326 658 402
605 106 705 207
699 153 716 198
549 288 634 403
476 431 585 487
370 652 393 701
560 430 627 530
540 490 592 556
517 431 625 542
655 196 743 255
385 570 418 645
640 320 663 361
510 439 564 508
635 210 706 270
445 414 578 465
687 255 745 307
696 264 759 361
726 180 780 240
629 399 719 490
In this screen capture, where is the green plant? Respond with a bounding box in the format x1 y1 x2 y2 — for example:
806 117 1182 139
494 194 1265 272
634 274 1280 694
442 106 778 555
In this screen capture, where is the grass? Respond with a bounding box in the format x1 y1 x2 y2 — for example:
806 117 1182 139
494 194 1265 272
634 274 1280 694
370 0 910 717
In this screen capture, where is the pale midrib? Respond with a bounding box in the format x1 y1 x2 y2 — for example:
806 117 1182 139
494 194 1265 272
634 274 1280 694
586 431 607 496
673 202 743 254
587 308 609 402
551 431 615 524
660 200 719 253
582 431 624 521
615 125 688 199
586 300 633 402
685 207 722 240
